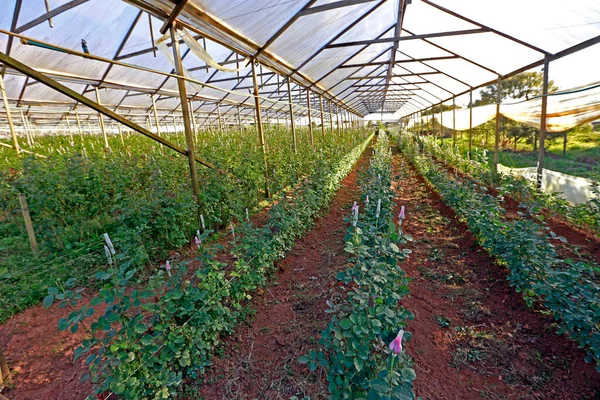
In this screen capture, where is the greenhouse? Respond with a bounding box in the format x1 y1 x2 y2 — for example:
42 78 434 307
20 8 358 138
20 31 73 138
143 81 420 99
0 0 599 399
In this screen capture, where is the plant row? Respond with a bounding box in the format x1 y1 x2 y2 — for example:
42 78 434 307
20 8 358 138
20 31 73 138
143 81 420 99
396 130 600 373
43 133 375 399
412 134 599 236
0 127 368 322
301 133 416 399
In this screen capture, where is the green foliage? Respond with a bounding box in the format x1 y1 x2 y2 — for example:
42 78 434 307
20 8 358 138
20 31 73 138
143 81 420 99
474 72 558 106
396 130 600 374
42 133 375 399
301 134 416 399
0 127 368 322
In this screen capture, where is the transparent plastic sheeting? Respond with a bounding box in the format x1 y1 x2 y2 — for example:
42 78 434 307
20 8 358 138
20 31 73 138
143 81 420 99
407 84 600 133
497 164 598 204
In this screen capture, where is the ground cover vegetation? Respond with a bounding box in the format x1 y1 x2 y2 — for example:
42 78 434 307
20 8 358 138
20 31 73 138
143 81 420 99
0 126 368 323
395 129 600 374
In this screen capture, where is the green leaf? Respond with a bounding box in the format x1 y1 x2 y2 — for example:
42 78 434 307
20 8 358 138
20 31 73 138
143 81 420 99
42 294 54 309
353 357 363 372
134 323 147 334
298 355 310 364
340 318 352 330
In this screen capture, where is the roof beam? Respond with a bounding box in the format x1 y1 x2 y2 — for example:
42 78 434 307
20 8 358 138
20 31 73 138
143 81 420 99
420 0 550 56
327 28 488 48
348 71 439 79
0 50 224 171
160 0 189 34
299 0 376 16
253 1 318 61
14 0 89 34
339 55 459 68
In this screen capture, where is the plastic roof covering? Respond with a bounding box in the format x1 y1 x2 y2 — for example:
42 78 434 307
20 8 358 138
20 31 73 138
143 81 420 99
0 0 598 128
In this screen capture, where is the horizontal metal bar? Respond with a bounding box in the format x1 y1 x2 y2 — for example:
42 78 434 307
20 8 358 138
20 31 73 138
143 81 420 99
300 0 376 16
327 28 488 48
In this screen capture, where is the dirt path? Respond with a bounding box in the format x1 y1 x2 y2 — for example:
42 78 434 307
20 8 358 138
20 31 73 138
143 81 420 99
193 144 374 399
394 150 600 399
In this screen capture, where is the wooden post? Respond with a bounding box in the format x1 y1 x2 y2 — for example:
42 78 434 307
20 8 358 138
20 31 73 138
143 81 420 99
151 94 161 135
94 87 109 149
251 59 270 198
536 56 550 188
237 106 242 134
0 345 9 389
469 90 473 159
439 103 443 144
18 193 38 256
171 23 202 221
189 100 198 142
287 79 297 153
336 105 340 136
75 108 83 135
319 95 325 141
493 77 502 173
328 100 333 133
217 103 223 136
452 98 456 148
0 74 20 154
306 88 314 147
65 115 74 144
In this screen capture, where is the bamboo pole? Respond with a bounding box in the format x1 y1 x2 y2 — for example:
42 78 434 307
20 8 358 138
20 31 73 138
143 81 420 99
0 74 20 154
20 109 32 146
94 87 109 149
171 23 202 221
306 88 314 147
287 79 297 153
251 59 270 198
237 105 242 134
328 100 333 133
494 77 502 173
0 345 9 389
75 108 83 135
536 56 550 188
452 98 456 148
319 95 325 142
65 115 74 144
469 90 473 159
18 193 38 256
151 94 161 135
336 105 340 136
217 103 223 136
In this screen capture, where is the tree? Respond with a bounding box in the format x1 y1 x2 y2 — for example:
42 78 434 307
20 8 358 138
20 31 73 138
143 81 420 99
474 72 558 106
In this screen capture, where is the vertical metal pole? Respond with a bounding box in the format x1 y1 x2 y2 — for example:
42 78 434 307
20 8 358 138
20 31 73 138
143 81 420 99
217 103 223 135
94 87 109 149
452 98 456 148
537 56 550 189
319 95 325 141
494 76 502 173
287 79 297 153
171 23 202 219
0 74 20 154
469 90 473 159
306 88 314 147
251 59 270 198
